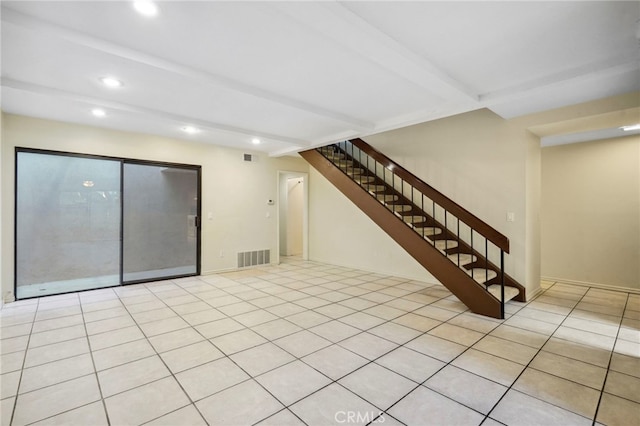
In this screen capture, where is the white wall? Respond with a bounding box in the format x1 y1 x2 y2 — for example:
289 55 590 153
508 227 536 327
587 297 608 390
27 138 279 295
278 171 307 259
286 178 304 256
541 136 640 290
0 112 3 307
1 113 309 302
309 108 541 296
309 168 435 282
525 131 542 296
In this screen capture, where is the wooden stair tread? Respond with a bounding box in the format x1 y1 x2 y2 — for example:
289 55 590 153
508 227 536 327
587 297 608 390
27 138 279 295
434 240 458 250
468 268 498 283
416 226 442 237
447 253 476 265
346 169 365 176
403 215 428 223
487 285 520 302
354 176 374 183
376 194 398 202
323 154 345 160
389 204 413 212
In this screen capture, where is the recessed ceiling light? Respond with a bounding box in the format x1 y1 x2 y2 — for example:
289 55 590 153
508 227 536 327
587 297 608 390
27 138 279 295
182 126 200 134
99 77 123 88
251 138 261 145
91 108 106 117
133 1 158 17
620 124 640 132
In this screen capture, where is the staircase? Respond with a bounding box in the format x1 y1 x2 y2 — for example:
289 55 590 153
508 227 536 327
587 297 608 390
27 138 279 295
300 139 525 319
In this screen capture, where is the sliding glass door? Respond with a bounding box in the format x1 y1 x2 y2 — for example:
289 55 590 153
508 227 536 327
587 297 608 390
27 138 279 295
122 163 199 283
15 149 200 299
16 151 121 298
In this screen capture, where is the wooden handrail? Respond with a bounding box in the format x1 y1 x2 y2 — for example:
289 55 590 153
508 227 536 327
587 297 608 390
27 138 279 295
301 148 505 317
348 138 510 253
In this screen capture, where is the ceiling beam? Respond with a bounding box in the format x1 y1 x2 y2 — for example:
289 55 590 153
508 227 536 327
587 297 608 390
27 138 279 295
268 2 479 104
479 55 639 105
1 7 374 132
2 78 308 147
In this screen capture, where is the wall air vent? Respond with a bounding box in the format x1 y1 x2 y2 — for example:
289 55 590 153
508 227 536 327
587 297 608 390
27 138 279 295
244 154 258 162
237 249 270 268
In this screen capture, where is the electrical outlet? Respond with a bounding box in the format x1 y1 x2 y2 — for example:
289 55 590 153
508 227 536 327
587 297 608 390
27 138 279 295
219 250 224 258
506 212 515 222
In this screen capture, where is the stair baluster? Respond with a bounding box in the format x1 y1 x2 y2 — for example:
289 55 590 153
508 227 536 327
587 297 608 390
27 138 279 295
307 139 526 318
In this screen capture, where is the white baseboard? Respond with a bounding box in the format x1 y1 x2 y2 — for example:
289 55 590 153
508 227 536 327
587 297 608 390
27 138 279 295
541 276 640 295
526 285 544 301
200 263 275 276
200 267 238 276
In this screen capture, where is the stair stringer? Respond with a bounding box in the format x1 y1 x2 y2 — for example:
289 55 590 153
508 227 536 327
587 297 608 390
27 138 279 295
335 141 526 303
301 149 503 318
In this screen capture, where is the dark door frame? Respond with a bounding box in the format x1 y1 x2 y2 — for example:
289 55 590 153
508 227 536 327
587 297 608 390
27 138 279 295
14 147 202 300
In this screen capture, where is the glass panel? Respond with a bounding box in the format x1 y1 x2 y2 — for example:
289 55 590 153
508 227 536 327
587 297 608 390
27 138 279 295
122 163 198 282
16 152 121 298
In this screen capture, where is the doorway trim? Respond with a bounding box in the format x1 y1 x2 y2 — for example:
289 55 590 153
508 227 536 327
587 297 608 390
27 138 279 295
276 170 309 264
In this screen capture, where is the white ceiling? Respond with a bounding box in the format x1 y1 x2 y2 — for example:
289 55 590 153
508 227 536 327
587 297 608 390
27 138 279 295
1 1 638 156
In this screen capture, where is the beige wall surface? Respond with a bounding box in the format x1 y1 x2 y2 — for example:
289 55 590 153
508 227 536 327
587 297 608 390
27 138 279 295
541 136 640 290
309 168 435 282
308 108 541 296
286 178 304 256
1 113 309 302
0 113 3 307
525 131 542 297
363 109 540 295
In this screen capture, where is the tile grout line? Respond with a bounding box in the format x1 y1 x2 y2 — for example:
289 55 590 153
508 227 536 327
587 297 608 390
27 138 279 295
483 282 604 424
165 272 320 424
155 280 305 426
11 293 116 426
5 261 636 426
0 273 529 426
138 273 328 424
8 297 39 426
178 278 313 425
183 268 444 424
184 271 392 425
111 282 211 425
590 292 630 426
297 298 505 424
363 307 505 423
79 290 112 425
6 265 463 425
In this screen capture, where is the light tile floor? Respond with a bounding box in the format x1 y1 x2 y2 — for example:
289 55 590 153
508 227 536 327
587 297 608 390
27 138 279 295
1 257 639 425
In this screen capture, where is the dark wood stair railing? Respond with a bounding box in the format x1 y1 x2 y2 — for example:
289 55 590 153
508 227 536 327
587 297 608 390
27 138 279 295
300 139 526 319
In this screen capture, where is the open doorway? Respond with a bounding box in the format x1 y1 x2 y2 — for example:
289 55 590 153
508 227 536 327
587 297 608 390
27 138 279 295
277 171 308 263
